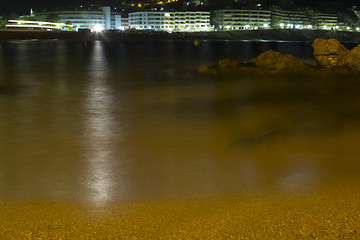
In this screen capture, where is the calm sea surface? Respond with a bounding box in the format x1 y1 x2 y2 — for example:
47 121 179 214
1 40 360 204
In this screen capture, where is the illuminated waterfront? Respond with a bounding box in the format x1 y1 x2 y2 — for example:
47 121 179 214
0 40 360 238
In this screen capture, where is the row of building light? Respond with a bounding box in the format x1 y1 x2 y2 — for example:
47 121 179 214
6 20 73 30
4 6 360 33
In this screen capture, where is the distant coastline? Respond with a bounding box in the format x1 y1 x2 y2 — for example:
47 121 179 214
1 29 360 43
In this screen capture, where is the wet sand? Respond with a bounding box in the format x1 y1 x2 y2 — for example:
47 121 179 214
1 185 360 239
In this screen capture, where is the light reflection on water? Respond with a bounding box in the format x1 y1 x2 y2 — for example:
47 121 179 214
83 41 117 203
0 40 360 204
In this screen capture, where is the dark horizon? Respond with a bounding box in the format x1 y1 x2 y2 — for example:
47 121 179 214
1 0 358 15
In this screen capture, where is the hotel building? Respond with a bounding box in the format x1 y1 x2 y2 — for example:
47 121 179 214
35 7 124 31
212 9 338 31
128 11 213 32
212 9 271 30
307 11 338 30
271 9 312 29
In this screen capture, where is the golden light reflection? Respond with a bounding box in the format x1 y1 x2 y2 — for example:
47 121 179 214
83 41 118 204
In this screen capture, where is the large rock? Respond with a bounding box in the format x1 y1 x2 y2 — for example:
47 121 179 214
250 50 308 72
218 58 241 69
198 65 218 74
337 45 360 72
313 38 350 69
198 40 360 75
198 59 253 74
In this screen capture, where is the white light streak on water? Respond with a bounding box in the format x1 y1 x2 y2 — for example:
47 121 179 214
83 41 118 204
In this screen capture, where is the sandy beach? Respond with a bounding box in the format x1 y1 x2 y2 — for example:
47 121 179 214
1 184 360 239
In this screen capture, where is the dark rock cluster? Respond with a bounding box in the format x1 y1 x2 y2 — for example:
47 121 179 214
198 59 258 74
198 38 360 74
313 38 350 70
314 39 360 72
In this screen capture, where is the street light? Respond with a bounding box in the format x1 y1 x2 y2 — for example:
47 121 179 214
93 24 104 32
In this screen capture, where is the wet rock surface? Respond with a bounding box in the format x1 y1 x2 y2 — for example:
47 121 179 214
199 38 360 74
198 58 257 74
337 45 360 72
313 38 350 70
250 50 311 72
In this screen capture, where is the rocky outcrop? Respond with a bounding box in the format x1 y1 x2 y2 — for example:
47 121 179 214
313 38 360 72
218 58 240 69
198 65 218 74
337 45 360 72
198 58 256 74
313 38 350 70
198 52 312 74
198 38 360 75
250 50 310 72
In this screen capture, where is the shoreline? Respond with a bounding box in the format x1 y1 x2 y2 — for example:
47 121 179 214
1 29 360 42
1 183 360 239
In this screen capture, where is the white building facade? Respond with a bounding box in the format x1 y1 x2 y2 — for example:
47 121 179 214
128 11 213 32
212 9 338 31
212 9 271 31
35 7 124 31
271 9 312 29
307 11 338 30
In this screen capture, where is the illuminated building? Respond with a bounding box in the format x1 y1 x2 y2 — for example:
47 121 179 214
271 9 311 29
212 9 271 31
35 7 124 31
212 9 338 31
307 11 338 30
119 17 129 30
129 11 213 32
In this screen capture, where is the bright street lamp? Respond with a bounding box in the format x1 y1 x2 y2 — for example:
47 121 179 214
93 24 104 32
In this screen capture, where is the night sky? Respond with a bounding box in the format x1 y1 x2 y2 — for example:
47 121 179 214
1 0 358 15
2 0 79 15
